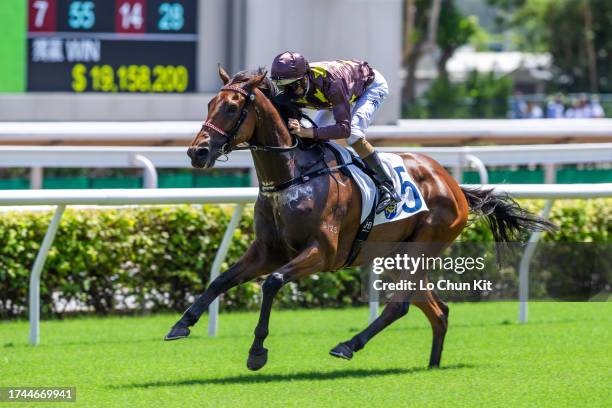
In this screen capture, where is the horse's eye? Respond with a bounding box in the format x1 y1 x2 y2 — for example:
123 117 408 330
226 104 238 114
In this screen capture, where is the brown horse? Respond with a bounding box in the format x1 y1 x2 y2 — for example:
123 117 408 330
165 67 553 371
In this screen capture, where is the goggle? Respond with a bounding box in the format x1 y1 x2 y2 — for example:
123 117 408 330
273 77 305 94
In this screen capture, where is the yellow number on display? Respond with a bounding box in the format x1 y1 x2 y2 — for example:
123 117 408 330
71 64 189 93
164 66 175 91
127 65 139 92
101 65 115 92
175 66 188 92
138 65 151 92
152 65 165 92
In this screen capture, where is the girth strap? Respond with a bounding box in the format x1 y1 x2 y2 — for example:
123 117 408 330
342 198 377 268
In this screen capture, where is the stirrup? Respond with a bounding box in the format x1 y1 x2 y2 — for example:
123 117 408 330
376 196 392 214
375 192 396 214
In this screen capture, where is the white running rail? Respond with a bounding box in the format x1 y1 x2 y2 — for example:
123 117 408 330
1 119 611 144
0 184 610 344
0 142 611 187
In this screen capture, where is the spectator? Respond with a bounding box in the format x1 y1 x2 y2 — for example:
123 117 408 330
509 92 606 119
564 98 583 118
546 94 565 118
510 91 527 119
525 101 543 118
588 95 605 118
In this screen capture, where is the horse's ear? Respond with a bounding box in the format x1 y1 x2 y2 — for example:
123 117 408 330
218 64 230 84
245 70 267 92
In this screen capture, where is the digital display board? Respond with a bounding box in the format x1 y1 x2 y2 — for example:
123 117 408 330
27 0 198 93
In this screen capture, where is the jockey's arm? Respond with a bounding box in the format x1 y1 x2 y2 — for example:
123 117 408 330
313 81 351 141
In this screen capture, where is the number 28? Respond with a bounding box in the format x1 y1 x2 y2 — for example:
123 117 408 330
158 2 184 31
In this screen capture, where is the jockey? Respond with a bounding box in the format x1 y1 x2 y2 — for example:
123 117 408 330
270 51 401 214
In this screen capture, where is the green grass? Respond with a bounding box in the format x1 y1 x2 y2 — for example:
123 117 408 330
1 302 610 407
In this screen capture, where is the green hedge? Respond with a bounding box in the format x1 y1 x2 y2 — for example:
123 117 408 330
0 200 609 318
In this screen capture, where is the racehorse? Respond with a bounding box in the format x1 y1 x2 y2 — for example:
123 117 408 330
165 67 554 371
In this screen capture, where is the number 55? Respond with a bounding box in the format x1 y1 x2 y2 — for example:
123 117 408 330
69 1 95 29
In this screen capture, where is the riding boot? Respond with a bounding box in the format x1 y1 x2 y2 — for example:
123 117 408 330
362 151 402 214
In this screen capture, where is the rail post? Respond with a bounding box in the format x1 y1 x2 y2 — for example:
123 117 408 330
29 205 66 345
518 199 554 323
366 263 379 323
30 167 44 189
208 203 245 336
465 154 489 184
131 154 158 189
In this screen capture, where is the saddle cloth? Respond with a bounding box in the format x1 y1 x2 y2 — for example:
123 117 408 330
326 142 429 225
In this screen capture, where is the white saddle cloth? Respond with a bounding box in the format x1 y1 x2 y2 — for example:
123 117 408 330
330 142 429 226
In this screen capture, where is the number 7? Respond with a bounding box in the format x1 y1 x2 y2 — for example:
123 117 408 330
33 0 49 27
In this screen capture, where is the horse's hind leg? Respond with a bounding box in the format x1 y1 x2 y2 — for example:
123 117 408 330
330 227 458 365
431 289 450 319
413 285 449 368
329 235 445 362
330 299 410 360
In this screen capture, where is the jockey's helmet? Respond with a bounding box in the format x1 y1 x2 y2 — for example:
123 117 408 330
271 51 309 86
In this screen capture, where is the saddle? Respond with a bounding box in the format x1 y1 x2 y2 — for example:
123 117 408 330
282 115 384 267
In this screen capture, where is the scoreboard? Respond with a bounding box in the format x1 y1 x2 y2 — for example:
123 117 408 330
27 0 198 93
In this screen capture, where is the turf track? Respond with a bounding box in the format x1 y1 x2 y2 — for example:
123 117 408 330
1 302 610 407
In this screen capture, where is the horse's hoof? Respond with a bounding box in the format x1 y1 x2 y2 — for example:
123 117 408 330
329 343 353 360
247 348 268 371
164 325 190 341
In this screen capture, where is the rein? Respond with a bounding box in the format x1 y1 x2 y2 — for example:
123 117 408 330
202 85 299 155
203 83 341 193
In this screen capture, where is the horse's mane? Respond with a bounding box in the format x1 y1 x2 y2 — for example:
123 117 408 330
228 68 305 124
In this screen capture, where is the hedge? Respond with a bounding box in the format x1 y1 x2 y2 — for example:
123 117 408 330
0 200 610 318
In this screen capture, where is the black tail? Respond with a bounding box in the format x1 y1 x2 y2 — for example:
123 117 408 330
461 187 557 242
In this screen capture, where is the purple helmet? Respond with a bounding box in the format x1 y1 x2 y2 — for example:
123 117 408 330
271 52 309 85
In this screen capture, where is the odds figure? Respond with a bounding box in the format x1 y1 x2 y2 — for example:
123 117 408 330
270 51 401 213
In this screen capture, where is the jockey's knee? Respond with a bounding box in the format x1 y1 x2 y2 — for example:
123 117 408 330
350 137 375 158
378 84 389 100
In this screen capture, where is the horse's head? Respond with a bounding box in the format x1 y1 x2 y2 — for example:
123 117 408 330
188 66 266 168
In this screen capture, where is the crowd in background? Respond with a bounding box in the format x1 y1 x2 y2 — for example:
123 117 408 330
510 93 606 119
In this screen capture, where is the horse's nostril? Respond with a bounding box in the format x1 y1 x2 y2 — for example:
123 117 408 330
196 147 210 159
187 147 209 161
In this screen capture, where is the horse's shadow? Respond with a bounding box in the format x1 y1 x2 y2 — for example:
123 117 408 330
114 363 474 389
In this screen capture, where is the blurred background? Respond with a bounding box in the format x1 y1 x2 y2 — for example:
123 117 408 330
1 0 610 120
401 0 611 120
0 0 610 188
0 0 612 189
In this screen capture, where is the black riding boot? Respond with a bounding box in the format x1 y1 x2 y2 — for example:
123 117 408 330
363 151 402 214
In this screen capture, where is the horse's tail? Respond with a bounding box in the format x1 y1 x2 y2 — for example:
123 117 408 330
461 187 556 242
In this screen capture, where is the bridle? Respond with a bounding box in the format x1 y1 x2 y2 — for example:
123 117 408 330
202 84 299 158
201 82 346 195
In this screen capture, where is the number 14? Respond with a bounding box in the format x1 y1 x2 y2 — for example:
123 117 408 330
118 1 144 30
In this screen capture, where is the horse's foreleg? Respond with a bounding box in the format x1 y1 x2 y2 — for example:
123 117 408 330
330 297 410 360
165 241 274 340
247 245 324 371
